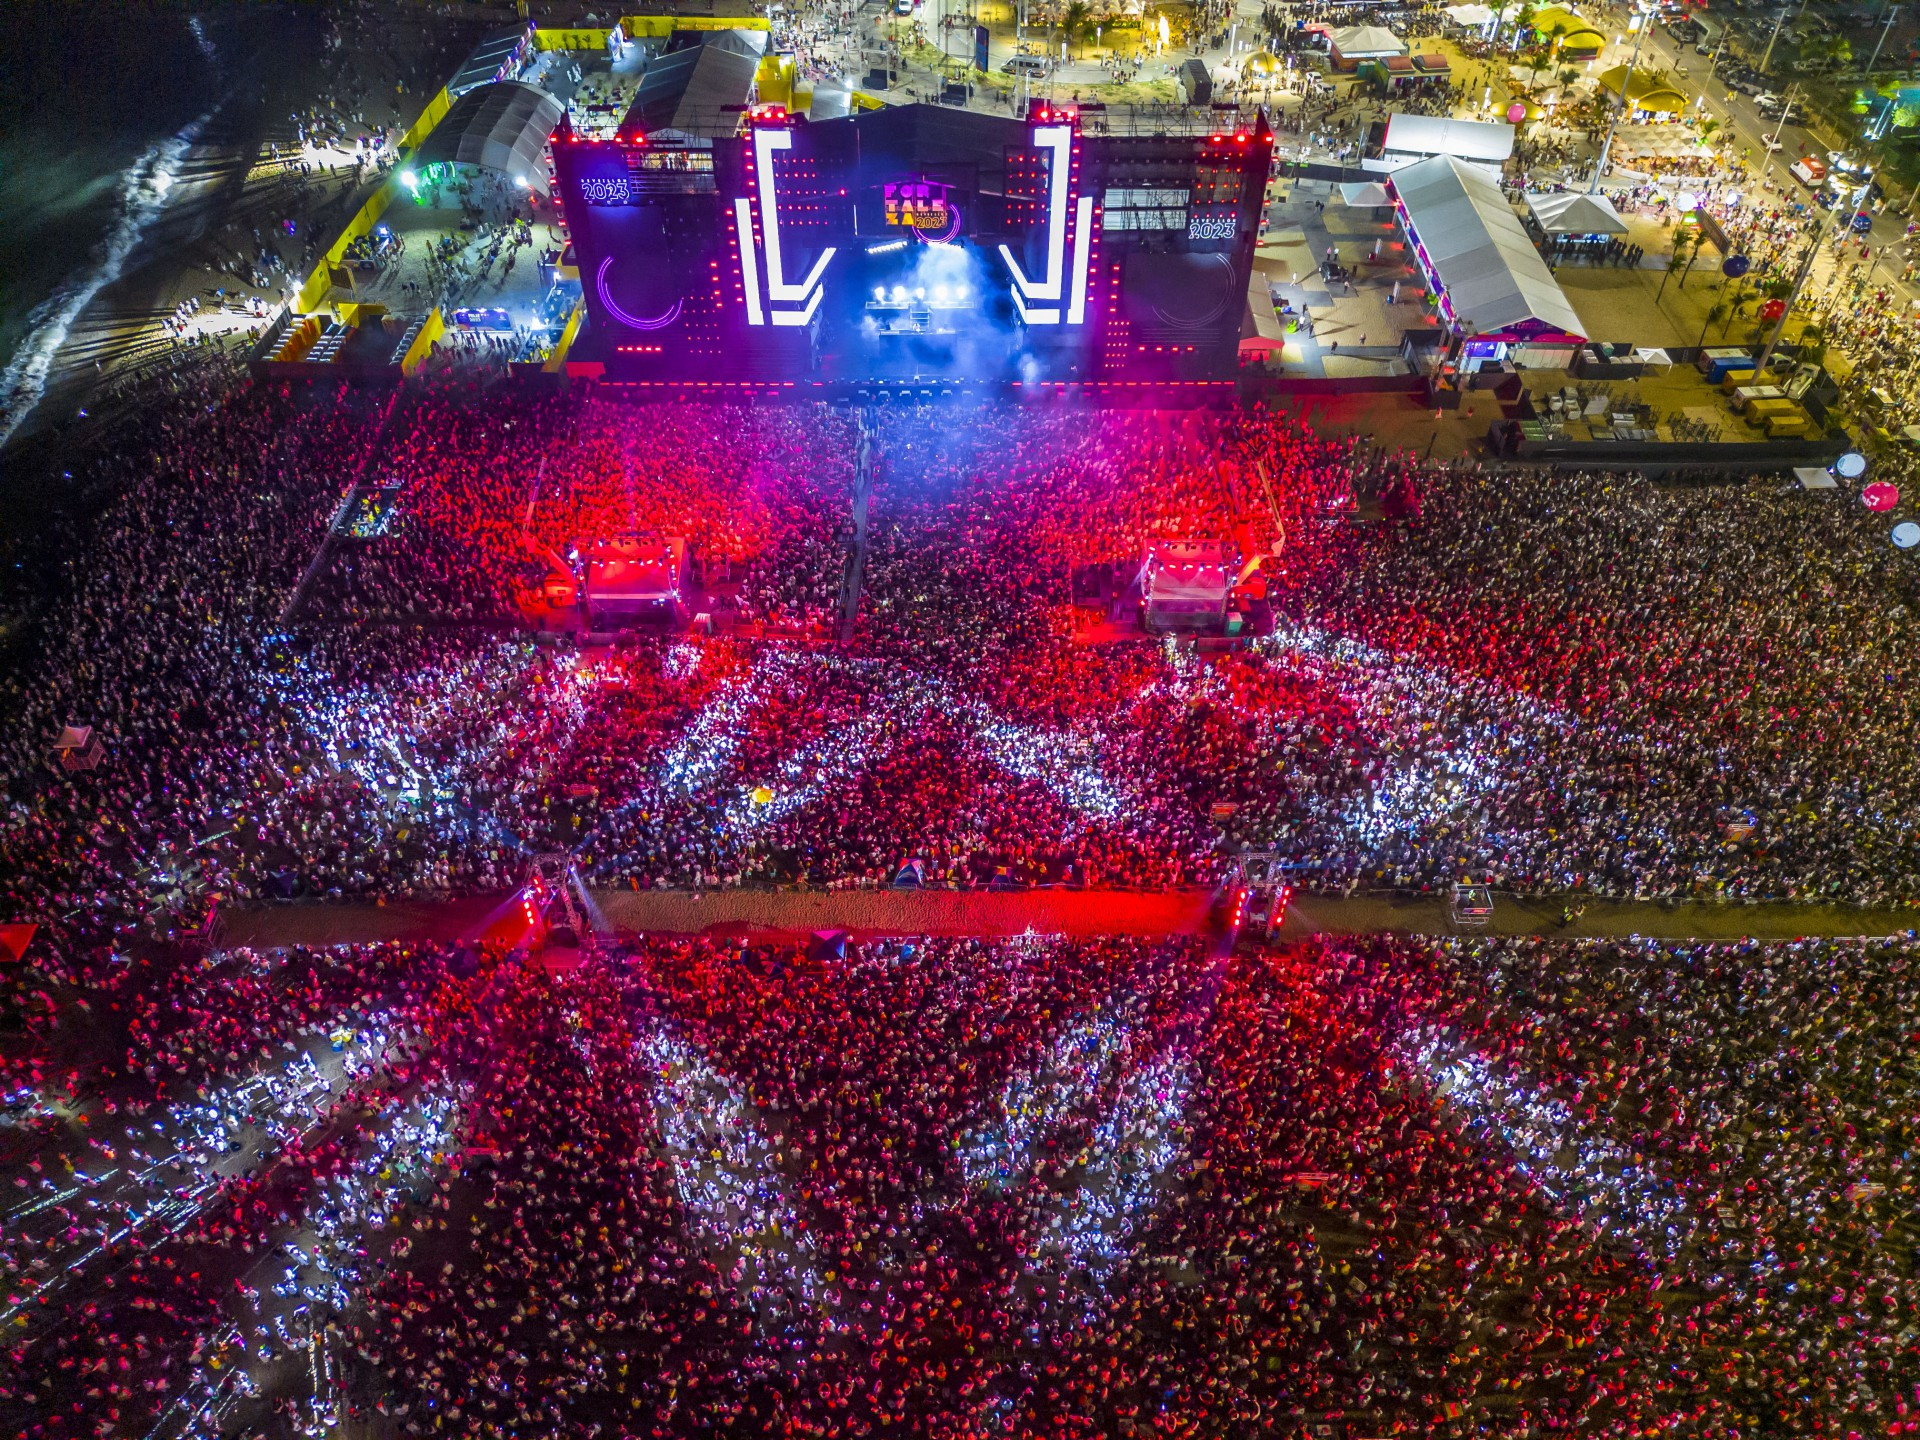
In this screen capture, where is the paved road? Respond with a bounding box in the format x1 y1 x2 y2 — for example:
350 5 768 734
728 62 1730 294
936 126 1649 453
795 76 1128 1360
215 888 1920 949
1628 12 1912 272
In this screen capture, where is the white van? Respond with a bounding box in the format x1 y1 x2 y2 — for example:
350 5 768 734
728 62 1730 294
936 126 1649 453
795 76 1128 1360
1001 54 1050 77
1789 157 1827 187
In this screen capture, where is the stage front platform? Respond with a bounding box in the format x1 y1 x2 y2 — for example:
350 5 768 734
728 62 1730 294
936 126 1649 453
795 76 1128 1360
565 373 1245 408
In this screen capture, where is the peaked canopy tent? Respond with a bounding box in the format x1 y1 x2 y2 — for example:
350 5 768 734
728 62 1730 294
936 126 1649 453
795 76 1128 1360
0 924 36 964
1328 24 1408 66
1525 189 1628 235
808 86 853 121
1445 1 1522 29
413 81 566 194
621 32 762 142
48 724 104 772
1389 155 1585 359
1338 180 1394 206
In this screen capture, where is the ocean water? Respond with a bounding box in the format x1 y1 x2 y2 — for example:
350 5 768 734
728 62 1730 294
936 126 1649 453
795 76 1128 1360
0 3 251 445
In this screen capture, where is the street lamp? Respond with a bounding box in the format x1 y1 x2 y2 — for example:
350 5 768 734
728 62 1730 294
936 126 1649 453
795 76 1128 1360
1759 0 1813 76
1866 3 1902 76
1589 5 1652 195
1755 165 1879 377
1762 82 1798 184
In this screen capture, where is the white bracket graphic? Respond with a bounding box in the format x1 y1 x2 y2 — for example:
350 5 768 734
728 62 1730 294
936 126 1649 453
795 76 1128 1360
739 125 836 327
998 124 1092 328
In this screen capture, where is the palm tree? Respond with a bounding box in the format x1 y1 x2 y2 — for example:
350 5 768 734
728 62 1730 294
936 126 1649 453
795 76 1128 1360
1061 0 1093 58
1658 232 1696 301
1697 116 1724 147
1804 34 1852 72
1512 1 1538 47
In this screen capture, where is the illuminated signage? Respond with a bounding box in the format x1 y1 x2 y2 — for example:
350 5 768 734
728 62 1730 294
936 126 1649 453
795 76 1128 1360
1187 213 1236 241
738 125 836 327
579 174 633 205
998 124 1092 327
595 257 682 331
884 179 952 229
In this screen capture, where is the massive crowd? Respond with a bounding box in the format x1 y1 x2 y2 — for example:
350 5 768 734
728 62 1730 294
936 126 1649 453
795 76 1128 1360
1294 464 1920 903
1392 930 1920 1429
10 0 1920 1430
2 363 1919 1438
6 376 1920 951
7 929 1919 1439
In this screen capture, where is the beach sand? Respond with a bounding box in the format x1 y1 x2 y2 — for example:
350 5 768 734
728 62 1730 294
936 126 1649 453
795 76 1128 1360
5 0 519 450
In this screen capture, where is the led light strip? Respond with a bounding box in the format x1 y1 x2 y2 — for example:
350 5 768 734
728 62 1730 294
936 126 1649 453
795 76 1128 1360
735 197 765 327
1067 194 1093 325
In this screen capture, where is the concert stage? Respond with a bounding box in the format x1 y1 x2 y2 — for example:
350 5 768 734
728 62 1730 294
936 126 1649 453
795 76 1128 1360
550 101 1272 388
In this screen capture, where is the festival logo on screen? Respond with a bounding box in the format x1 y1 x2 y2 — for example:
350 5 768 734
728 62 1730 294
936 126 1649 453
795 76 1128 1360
884 178 956 234
572 152 639 206
579 173 633 205
1186 207 1237 242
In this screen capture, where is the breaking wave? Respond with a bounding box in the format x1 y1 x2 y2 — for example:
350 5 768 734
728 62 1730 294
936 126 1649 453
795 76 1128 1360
0 110 211 449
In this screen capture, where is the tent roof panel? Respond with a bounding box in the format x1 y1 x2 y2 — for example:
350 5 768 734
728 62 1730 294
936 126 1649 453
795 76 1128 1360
449 27 531 97
1390 155 1585 338
414 81 565 188
622 34 760 139
1382 112 1514 162
1329 24 1407 55
1524 189 1629 234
